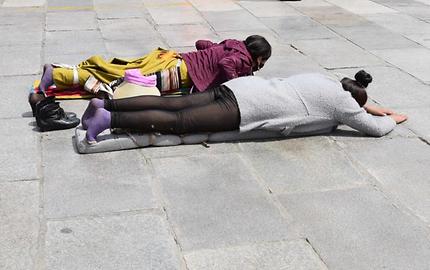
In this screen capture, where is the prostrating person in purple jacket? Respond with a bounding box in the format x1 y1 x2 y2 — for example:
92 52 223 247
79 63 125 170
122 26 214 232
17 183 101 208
31 35 272 110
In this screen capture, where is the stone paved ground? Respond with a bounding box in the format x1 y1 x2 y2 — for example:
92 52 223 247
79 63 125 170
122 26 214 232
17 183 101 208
1 0 430 269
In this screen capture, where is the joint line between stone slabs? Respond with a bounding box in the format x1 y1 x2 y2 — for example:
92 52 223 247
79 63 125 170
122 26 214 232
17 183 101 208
138 154 189 269
305 237 329 269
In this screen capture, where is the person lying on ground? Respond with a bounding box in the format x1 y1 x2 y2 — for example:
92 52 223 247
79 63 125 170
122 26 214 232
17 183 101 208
82 70 407 144
29 35 272 111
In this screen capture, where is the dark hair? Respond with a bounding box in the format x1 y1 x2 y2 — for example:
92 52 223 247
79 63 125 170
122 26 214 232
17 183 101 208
340 70 372 107
244 35 272 61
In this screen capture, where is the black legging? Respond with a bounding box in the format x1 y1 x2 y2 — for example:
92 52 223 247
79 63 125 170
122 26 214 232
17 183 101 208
104 86 240 134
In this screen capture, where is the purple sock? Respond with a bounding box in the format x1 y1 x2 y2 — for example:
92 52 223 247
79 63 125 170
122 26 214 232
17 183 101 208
86 108 111 143
82 98 105 129
40 64 54 92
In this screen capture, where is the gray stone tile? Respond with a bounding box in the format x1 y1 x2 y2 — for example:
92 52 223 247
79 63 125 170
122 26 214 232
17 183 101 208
189 0 241 12
3 0 45 7
216 30 278 45
339 138 430 223
0 75 37 119
293 38 384 69
0 181 40 270
0 118 40 182
47 0 93 8
238 1 303 17
299 6 369 27
332 66 430 108
98 18 154 41
365 13 430 35
279 187 430 270
42 135 156 218
404 33 430 49
45 213 181 270
146 3 204 25
257 49 328 78
45 30 107 56
157 24 218 47
325 0 398 14
240 137 367 194
184 240 328 270
286 0 332 8
151 153 297 251
46 11 97 31
0 25 43 46
0 45 41 76
94 0 146 19
261 16 338 41
371 48 430 82
400 106 430 137
202 10 270 32
330 22 420 50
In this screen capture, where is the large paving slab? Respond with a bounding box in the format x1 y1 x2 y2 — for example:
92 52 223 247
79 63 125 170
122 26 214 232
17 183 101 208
3 0 45 7
44 30 107 56
184 240 328 270
279 187 430 270
94 0 146 19
202 10 270 32
298 6 369 27
157 24 218 47
46 10 97 31
332 66 430 108
189 0 241 12
151 153 297 251
42 134 156 218
0 181 40 270
0 118 40 182
325 0 398 15
399 106 430 138
330 22 420 50
239 137 367 195
98 18 155 41
1 75 38 119
238 1 302 17
365 13 430 35
45 213 181 270
292 38 384 69
0 24 43 46
338 137 430 223
145 1 204 25
0 45 41 76
371 47 430 82
261 15 338 41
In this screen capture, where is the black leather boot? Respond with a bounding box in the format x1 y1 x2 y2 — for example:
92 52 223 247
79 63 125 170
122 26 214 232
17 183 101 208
29 93 77 118
36 102 80 131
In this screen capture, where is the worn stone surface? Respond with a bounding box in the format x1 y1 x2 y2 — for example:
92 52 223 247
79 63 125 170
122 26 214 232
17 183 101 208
184 240 328 270
371 48 430 82
239 137 367 194
45 213 181 270
339 138 430 223
0 181 40 270
157 24 218 47
0 119 40 182
146 3 204 25
45 30 107 56
279 188 430 270
238 1 302 17
151 153 297 251
293 38 384 69
46 11 97 31
42 135 156 218
0 45 41 76
202 10 270 32
261 16 338 41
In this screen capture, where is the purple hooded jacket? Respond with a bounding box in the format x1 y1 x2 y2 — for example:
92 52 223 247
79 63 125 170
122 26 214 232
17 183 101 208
180 39 254 92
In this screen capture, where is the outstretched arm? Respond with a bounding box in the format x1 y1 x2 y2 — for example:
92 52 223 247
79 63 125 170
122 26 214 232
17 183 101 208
335 94 407 137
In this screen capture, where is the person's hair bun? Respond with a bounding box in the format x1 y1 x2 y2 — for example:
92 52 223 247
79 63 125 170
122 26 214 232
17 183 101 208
354 70 372 88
